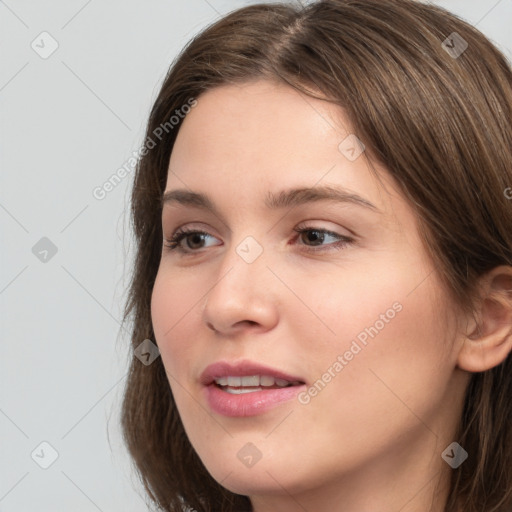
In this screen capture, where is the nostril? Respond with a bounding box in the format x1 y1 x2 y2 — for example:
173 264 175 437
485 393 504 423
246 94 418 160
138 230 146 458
235 320 259 328
207 319 259 333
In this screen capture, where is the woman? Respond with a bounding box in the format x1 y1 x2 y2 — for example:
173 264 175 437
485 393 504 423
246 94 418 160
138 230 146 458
120 1 512 510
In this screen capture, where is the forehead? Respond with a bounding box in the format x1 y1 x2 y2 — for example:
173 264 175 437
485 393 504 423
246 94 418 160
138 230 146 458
170 81 359 186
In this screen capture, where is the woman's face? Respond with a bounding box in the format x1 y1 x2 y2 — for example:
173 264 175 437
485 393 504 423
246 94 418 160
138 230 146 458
151 80 470 509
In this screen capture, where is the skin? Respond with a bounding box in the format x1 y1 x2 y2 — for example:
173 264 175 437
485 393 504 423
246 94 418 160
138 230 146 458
150 80 512 512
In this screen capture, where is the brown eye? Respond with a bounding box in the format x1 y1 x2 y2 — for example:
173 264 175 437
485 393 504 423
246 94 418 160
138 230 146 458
293 227 354 251
299 229 326 246
164 228 221 253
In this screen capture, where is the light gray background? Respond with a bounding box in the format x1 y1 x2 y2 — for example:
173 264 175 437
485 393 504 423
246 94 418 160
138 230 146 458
1 1 511 510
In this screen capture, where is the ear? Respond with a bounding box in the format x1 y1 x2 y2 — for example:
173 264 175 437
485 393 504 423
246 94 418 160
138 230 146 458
457 265 512 373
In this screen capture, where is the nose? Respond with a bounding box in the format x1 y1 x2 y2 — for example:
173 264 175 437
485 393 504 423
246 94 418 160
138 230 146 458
202 243 279 336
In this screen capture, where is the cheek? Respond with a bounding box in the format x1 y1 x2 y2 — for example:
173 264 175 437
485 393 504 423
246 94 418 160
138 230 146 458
150 269 204 378
293 253 452 408
282 254 433 354
303 269 452 429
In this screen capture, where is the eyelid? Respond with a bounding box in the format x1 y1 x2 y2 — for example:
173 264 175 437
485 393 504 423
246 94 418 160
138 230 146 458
163 222 355 255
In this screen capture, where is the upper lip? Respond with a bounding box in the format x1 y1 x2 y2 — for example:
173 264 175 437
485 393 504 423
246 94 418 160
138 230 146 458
200 360 306 386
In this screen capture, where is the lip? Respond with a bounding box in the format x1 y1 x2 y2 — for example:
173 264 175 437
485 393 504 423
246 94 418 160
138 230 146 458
200 360 305 386
200 360 306 417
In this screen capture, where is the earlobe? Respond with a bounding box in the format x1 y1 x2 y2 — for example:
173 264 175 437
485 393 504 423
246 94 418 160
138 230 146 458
457 266 512 373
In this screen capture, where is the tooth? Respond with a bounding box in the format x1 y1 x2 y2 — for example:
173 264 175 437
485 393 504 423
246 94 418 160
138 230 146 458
225 387 263 394
260 375 275 386
275 378 290 387
241 375 260 386
227 376 242 386
215 377 228 386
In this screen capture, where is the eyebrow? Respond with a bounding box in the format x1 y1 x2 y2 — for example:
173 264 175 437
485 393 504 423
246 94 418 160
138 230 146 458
161 185 380 214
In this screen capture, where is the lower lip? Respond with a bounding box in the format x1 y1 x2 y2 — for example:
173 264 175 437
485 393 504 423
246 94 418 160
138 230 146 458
204 383 306 417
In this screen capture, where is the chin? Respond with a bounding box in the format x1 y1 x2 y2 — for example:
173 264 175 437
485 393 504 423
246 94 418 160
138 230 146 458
211 467 286 497
198 447 312 497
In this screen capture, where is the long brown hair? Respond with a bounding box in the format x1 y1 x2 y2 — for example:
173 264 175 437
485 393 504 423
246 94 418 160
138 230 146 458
120 1 512 510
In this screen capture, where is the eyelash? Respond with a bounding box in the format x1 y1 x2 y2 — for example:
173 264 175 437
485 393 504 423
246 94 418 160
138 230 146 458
163 225 354 254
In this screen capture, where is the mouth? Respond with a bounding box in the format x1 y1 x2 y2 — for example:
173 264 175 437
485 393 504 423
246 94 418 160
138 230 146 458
200 361 307 417
213 375 304 394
